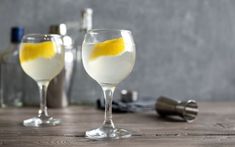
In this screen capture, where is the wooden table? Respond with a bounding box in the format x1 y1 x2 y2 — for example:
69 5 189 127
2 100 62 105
0 102 235 147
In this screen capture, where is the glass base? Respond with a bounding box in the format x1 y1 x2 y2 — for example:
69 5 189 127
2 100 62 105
85 126 131 140
23 117 61 127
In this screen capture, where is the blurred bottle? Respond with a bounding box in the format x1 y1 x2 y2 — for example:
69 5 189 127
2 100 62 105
80 8 93 33
0 27 25 107
47 24 76 108
70 8 93 104
75 8 93 61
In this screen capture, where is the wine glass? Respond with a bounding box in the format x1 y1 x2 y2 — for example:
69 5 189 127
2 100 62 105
82 29 136 139
19 34 64 127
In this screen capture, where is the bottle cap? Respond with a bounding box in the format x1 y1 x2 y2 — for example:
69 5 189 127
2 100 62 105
11 27 24 43
49 24 73 48
81 8 93 31
49 24 67 35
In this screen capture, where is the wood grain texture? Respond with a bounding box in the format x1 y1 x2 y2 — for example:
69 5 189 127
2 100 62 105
1 102 235 147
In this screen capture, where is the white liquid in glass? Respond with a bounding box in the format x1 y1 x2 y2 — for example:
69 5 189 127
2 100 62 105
21 54 64 82
82 43 135 85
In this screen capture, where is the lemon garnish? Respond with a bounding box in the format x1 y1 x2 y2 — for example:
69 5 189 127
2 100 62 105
89 37 125 61
20 41 56 63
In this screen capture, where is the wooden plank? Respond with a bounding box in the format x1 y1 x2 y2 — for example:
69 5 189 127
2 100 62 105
1 136 235 147
0 102 235 146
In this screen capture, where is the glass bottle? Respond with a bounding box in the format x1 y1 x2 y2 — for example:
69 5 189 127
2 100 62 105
70 8 93 104
0 27 25 107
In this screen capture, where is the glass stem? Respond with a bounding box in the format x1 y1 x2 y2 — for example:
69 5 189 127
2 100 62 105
102 85 115 128
38 82 49 118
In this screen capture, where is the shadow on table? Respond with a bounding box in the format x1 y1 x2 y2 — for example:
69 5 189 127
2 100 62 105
141 113 186 123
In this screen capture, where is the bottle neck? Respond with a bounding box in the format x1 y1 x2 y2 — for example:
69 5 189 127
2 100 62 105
9 42 20 50
80 9 92 32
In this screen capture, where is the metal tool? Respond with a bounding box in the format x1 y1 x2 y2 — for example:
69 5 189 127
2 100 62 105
155 96 198 122
47 24 76 108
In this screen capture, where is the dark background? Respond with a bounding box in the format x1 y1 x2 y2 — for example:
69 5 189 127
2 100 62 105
1 0 235 104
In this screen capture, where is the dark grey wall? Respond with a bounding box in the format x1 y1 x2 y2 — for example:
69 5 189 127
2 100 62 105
1 0 235 104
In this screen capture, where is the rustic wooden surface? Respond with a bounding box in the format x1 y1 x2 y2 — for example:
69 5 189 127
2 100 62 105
1 102 235 147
